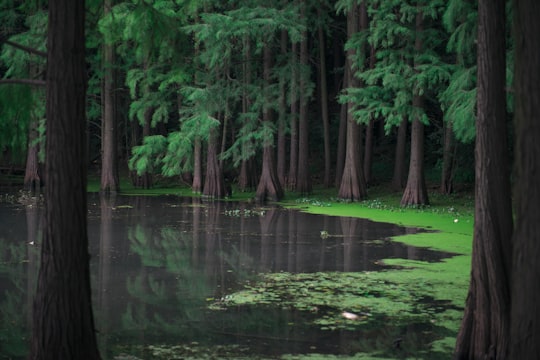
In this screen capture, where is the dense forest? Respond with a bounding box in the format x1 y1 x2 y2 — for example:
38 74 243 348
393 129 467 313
1 0 481 204
1 0 539 359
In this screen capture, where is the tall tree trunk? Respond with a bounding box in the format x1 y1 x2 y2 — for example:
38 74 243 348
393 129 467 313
238 36 257 192
391 117 407 190
192 137 202 193
363 118 374 186
24 62 43 192
363 45 377 186
440 119 456 194
510 0 540 357
338 2 367 201
30 0 101 358
100 0 119 193
400 11 429 206
256 45 283 202
400 111 428 205
203 128 225 198
335 67 348 188
454 0 512 358
24 118 41 192
277 30 288 187
287 42 299 191
296 18 311 195
135 108 153 189
317 8 331 188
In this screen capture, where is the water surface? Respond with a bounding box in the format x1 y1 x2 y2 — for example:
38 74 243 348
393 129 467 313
0 194 451 359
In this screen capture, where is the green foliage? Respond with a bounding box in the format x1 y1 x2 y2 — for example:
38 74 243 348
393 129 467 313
0 7 46 163
128 135 168 176
343 0 450 131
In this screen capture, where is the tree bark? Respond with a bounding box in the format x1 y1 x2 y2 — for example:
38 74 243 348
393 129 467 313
510 0 540 357
317 8 331 188
334 67 348 188
440 119 456 194
192 137 202 193
400 11 429 206
203 128 225 198
391 117 407 190
363 117 374 186
277 30 288 188
296 18 311 195
100 0 119 193
287 42 298 191
256 45 283 202
338 2 367 201
29 0 101 358
24 118 41 192
454 0 512 358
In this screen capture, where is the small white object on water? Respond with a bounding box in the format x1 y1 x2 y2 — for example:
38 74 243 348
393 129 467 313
341 311 359 320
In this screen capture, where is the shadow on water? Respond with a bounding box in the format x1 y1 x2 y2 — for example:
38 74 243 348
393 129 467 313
0 194 455 359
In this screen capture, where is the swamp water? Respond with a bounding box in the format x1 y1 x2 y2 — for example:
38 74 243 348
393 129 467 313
0 195 457 359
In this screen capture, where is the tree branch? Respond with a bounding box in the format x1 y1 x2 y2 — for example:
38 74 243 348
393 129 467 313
3 40 47 58
0 78 46 86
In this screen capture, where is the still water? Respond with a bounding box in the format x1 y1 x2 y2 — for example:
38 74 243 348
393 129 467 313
0 194 450 359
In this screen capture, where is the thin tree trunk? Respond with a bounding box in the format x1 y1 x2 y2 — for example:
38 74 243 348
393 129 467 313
30 0 101 357
296 15 311 195
335 67 348 188
317 8 331 188
440 120 455 194
277 30 288 187
454 0 512 357
363 117 374 186
510 0 540 357
287 42 299 191
100 5 119 193
24 118 41 192
391 117 407 190
192 137 202 193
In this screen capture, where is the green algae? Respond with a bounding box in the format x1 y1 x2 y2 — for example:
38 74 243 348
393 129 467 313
208 189 474 359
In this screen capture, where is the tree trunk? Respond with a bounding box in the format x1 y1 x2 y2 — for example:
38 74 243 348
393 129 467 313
192 137 202 193
400 11 429 206
363 117 374 186
510 0 540 357
287 42 298 191
100 0 119 193
391 117 407 190
454 0 512 358
363 45 377 186
29 0 101 358
203 128 225 198
317 8 331 188
256 45 283 202
335 67 348 188
277 30 288 187
24 118 41 192
440 119 455 194
238 36 257 192
296 20 311 195
400 116 428 206
338 2 367 201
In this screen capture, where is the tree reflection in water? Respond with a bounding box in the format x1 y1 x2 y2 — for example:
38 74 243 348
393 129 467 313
0 195 450 359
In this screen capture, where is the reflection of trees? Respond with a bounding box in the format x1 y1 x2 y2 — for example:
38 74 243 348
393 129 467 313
96 193 115 355
0 201 40 359
123 216 216 341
